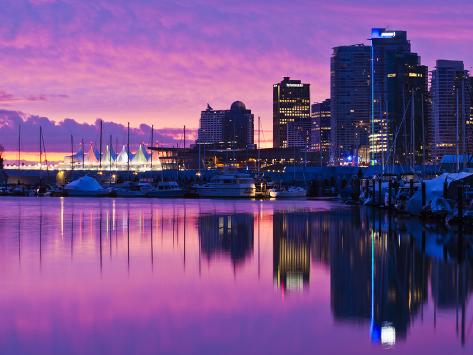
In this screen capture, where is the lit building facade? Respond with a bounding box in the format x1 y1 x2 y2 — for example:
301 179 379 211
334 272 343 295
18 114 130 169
197 101 255 150
431 60 472 163
330 45 371 166
197 105 226 145
370 28 429 168
287 118 312 150
311 100 331 166
273 77 310 148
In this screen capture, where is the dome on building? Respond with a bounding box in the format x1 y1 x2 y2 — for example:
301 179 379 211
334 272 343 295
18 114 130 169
230 101 246 111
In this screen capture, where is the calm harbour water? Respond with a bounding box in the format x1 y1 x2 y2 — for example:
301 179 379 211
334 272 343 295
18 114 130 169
0 197 472 354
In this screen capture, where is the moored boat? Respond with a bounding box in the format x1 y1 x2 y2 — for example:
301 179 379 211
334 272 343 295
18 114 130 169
65 175 112 197
113 182 154 197
193 172 256 198
268 186 306 198
146 181 184 198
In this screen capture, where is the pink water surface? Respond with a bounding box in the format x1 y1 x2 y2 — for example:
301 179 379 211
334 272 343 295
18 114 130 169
0 197 471 354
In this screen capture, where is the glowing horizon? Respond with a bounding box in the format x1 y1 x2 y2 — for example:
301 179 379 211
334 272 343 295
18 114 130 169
1 0 472 153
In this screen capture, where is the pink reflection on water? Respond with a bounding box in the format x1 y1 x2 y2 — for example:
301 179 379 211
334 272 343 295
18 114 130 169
0 197 471 354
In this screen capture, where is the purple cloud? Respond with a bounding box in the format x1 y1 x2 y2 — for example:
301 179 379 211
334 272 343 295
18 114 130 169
0 0 471 137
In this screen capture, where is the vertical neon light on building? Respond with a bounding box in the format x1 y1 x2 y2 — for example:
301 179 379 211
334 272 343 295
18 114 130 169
370 37 375 166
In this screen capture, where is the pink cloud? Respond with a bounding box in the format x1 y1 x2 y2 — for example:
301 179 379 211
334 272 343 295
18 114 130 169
0 0 471 141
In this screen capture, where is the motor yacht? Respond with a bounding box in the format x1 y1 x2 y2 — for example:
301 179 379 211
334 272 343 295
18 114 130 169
146 181 184 198
193 172 256 198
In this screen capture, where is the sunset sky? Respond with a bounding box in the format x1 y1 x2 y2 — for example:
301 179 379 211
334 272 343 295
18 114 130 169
1 0 472 152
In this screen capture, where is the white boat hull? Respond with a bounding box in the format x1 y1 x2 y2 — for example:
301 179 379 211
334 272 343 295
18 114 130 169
194 186 256 198
269 187 306 198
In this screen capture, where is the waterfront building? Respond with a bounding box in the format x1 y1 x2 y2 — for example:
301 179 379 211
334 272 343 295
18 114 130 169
197 101 255 150
197 104 226 145
431 60 472 164
273 77 310 148
287 118 312 150
311 100 332 166
330 45 371 166
370 28 429 168
223 101 255 149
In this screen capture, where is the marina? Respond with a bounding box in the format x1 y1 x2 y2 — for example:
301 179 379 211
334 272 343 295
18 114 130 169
0 197 471 354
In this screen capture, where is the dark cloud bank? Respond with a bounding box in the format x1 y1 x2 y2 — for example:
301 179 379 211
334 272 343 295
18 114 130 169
0 109 196 152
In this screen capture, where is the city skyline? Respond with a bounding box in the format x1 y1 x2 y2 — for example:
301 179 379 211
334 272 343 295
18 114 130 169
1 0 473 155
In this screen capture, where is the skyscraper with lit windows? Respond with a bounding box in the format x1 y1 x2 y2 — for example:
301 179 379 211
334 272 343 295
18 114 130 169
273 77 310 148
311 99 331 166
330 45 371 166
431 60 471 163
370 28 429 168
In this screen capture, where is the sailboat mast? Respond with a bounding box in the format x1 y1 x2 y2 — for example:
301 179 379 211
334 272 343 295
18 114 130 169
99 119 103 169
41 126 48 173
150 125 154 170
82 138 85 169
71 135 74 171
411 90 415 171
421 93 426 167
39 126 43 171
183 125 186 150
127 122 130 172
461 79 466 169
109 134 112 183
456 89 460 173
257 116 261 175
18 122 21 169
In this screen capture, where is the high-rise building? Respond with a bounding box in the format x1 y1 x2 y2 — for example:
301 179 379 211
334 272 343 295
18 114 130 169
197 104 226 145
224 101 255 150
370 28 429 168
287 118 312 150
330 45 371 166
273 77 310 148
197 101 255 149
311 100 331 166
431 60 472 163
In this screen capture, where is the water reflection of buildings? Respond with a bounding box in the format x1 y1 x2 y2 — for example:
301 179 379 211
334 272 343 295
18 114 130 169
273 212 311 293
431 259 473 346
198 213 254 267
307 207 473 346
